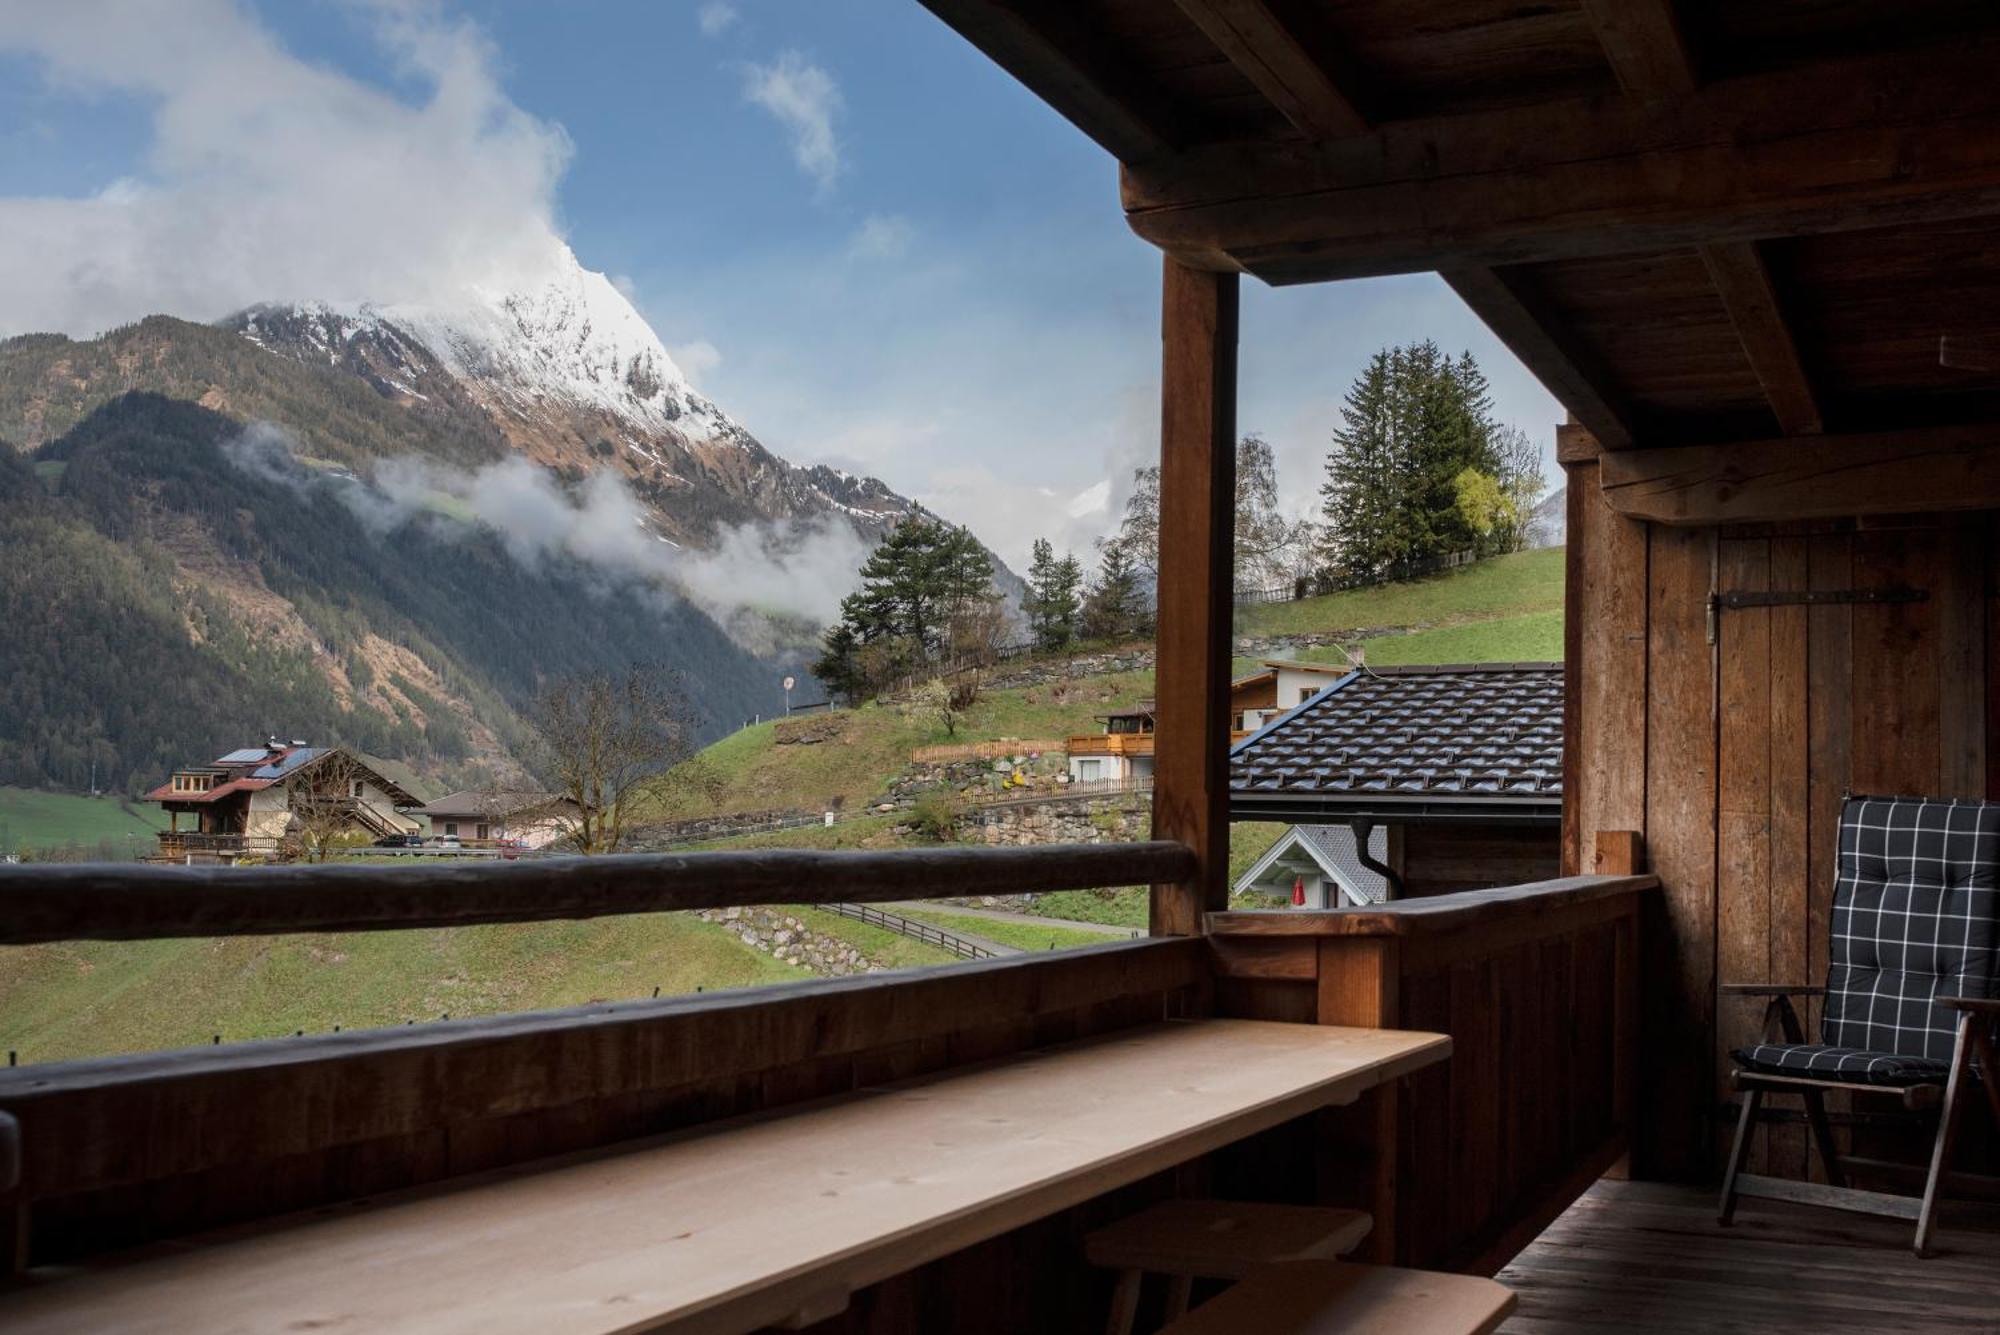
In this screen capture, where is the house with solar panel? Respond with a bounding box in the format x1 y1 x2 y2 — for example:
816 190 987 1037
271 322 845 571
145 739 426 863
1230 664 1563 900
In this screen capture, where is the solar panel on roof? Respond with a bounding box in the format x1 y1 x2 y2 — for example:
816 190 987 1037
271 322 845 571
216 748 270 764
251 747 326 779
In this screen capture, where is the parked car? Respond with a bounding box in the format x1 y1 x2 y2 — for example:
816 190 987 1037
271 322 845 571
372 833 423 848
432 834 462 849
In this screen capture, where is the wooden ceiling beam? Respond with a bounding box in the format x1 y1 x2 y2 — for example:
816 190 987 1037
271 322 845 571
1170 0 1366 140
1598 424 2000 525
1443 267 1635 449
1698 242 1824 435
1120 42 2000 281
1580 0 1697 98
917 0 1180 164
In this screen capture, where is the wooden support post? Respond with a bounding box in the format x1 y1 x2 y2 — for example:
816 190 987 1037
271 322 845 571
1150 258 1238 938
1316 937 1401 1264
1593 831 1645 877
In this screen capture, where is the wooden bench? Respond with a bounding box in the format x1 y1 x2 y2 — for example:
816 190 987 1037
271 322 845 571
3 1018 1449 1335
1087 1199 1374 1333
1155 1260 1517 1335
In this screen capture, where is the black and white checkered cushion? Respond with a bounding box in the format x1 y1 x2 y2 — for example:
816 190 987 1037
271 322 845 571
1824 795 2000 1058
1732 1042 1951 1087
1732 796 2000 1088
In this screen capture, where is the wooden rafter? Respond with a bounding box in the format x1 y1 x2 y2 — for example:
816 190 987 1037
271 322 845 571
1170 0 1365 139
1443 267 1635 449
1580 0 1697 98
916 0 1179 163
1698 242 1824 435
1579 3 1823 438
1120 42 2000 281
1598 423 2000 524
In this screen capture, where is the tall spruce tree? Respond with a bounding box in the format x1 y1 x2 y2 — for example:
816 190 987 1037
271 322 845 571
1319 350 1404 577
1023 538 1084 652
1081 540 1145 640
1319 343 1504 578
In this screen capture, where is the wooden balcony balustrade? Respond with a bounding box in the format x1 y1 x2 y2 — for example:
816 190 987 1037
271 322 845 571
1065 732 1158 759
0 837 1647 1332
152 830 247 856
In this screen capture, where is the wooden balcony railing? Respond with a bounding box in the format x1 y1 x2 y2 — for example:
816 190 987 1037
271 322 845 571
0 838 1648 1315
1206 867 1655 1274
1064 732 1156 758
153 831 246 856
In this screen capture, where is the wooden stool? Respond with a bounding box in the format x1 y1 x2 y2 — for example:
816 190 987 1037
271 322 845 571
1156 1260 1517 1335
1084 1200 1373 1335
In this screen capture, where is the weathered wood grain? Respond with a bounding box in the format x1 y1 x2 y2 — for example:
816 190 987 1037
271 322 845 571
1639 524 1718 1179
1122 43 2000 280
0 843 1197 944
1151 259 1237 936
1599 425 2000 526
1699 242 1823 436
1169 0 1364 140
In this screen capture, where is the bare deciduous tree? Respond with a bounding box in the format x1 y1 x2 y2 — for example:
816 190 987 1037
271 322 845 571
527 666 715 854
285 750 373 863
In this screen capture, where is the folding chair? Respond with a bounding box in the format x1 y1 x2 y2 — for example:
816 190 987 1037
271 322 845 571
1720 795 2000 1255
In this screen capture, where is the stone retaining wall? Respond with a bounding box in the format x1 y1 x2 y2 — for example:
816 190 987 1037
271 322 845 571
696 905 880 976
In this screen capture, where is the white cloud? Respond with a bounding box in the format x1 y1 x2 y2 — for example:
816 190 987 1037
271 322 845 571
696 2 738 37
668 338 723 386
848 213 914 261
742 51 843 195
0 1 573 338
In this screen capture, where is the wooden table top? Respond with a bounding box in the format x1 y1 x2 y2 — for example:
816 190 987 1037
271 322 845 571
4 1018 1449 1335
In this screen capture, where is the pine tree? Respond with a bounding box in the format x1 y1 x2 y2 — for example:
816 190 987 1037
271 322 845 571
1081 540 1145 640
1023 537 1084 652
1319 350 1403 578
1319 343 1506 579
815 517 1002 698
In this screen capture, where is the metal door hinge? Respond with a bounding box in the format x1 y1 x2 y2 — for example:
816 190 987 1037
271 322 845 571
1706 587 1927 644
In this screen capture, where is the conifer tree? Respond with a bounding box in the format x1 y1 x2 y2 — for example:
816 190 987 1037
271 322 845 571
1081 540 1145 640
1023 537 1084 652
812 516 1002 701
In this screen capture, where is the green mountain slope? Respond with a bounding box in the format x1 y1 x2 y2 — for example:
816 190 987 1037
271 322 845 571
0 316 507 466
0 393 783 793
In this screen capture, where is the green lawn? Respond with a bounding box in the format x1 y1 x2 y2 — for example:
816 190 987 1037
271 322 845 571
1028 888 1151 928
1362 608 1562 665
0 912 803 1065
1240 547 1564 637
658 669 1155 821
896 908 1123 953
0 786 166 857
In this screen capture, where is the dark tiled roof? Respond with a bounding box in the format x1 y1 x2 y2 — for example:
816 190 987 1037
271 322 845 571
1230 663 1563 816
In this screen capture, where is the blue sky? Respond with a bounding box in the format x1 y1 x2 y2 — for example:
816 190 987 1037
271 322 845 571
0 0 1559 567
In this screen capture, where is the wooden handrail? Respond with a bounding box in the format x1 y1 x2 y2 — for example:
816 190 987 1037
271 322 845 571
1205 873 1657 938
0 842 1195 945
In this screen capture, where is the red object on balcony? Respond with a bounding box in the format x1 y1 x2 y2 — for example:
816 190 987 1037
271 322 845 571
1292 875 1305 907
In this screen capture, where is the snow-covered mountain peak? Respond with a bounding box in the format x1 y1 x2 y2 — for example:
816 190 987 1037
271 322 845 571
238 241 740 446
377 243 740 444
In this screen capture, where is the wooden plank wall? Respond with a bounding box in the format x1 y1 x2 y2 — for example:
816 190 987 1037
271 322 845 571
1566 434 1997 1180
1401 825 1562 897
1208 876 1647 1274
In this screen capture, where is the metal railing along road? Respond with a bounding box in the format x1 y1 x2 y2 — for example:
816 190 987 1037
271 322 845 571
821 903 996 960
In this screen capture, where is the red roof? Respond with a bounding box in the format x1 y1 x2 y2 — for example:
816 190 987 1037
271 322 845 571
142 776 274 804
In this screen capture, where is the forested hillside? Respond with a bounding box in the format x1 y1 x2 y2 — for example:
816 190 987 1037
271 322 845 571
0 394 783 794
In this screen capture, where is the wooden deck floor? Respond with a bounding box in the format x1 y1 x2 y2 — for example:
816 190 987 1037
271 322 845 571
1497 1179 2000 1333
